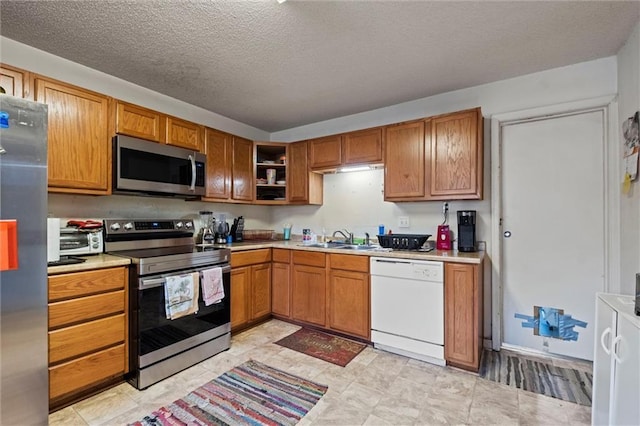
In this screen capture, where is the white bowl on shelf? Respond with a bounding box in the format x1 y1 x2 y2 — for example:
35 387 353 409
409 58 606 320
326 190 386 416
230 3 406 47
276 180 285 185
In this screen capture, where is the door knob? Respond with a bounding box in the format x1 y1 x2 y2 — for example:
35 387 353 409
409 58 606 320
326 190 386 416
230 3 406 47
503 231 512 238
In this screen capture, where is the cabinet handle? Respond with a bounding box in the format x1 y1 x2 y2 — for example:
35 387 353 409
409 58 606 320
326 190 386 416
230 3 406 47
600 327 612 355
188 154 196 191
612 335 623 364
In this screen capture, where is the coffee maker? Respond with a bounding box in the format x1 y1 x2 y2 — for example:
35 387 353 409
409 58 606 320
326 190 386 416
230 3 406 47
214 214 229 244
457 210 477 252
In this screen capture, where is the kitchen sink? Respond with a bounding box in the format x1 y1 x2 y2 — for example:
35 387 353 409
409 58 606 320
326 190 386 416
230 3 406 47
299 242 379 251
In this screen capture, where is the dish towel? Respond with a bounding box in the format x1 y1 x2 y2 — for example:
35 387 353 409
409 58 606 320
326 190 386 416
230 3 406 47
201 267 224 306
164 272 200 320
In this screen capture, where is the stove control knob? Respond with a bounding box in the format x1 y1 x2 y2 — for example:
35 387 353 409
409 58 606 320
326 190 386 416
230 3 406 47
124 222 134 231
175 221 183 229
110 223 121 231
185 221 193 229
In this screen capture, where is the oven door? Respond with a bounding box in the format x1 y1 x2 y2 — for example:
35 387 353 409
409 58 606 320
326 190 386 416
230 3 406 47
132 264 231 369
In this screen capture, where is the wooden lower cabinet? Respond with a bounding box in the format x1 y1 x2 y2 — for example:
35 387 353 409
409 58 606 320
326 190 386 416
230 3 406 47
291 251 327 327
271 249 291 317
230 250 272 331
327 254 370 339
444 261 483 371
47 267 127 409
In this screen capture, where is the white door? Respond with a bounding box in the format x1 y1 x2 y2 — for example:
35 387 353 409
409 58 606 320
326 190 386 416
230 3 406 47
501 110 605 360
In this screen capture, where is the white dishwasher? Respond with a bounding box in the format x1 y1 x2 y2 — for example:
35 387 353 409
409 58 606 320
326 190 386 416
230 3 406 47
370 257 445 365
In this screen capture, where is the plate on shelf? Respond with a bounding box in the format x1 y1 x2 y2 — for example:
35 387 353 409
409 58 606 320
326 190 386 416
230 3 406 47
262 160 275 164
276 180 286 185
256 178 267 184
274 197 286 201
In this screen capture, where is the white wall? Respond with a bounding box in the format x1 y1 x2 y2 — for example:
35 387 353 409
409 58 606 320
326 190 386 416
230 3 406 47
617 22 640 295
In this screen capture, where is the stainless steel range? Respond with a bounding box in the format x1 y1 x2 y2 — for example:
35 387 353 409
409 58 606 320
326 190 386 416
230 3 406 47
104 219 231 390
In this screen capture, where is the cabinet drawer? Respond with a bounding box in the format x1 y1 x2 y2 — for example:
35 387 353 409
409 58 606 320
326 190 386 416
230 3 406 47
231 249 272 267
49 267 126 302
272 248 291 263
49 314 125 364
49 290 125 329
49 344 125 400
329 253 369 273
292 250 326 268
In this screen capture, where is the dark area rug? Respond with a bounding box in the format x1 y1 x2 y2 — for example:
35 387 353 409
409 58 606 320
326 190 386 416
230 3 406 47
130 360 327 426
275 328 367 367
479 349 592 406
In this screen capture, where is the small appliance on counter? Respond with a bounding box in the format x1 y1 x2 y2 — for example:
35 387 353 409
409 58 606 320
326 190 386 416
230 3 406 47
214 215 230 244
196 211 215 244
457 210 477 252
436 202 452 250
230 216 245 242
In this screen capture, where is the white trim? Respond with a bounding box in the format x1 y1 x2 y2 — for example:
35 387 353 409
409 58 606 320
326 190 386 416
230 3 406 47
490 95 619 352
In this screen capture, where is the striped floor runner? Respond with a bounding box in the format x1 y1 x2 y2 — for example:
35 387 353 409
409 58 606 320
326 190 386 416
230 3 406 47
479 349 592 406
131 360 328 425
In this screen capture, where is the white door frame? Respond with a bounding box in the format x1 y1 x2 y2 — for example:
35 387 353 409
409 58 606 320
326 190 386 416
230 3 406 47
490 96 620 351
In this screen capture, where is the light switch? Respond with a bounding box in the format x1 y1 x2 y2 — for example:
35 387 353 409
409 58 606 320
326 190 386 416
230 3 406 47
398 216 410 228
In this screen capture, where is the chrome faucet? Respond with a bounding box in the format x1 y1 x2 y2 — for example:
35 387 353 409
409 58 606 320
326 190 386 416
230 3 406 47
332 229 354 244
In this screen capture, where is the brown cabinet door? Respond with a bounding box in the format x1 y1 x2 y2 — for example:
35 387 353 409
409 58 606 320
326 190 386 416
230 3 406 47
288 141 309 203
328 269 370 339
166 116 203 151
35 77 111 194
204 127 232 199
0 63 29 98
231 267 250 330
444 262 482 371
272 261 291 317
291 264 326 326
250 263 272 320
115 101 166 143
384 120 427 200
309 135 342 170
232 136 254 201
430 108 482 200
342 128 383 165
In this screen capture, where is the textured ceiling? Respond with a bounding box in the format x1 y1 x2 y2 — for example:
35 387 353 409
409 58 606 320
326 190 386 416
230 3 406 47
1 1 638 132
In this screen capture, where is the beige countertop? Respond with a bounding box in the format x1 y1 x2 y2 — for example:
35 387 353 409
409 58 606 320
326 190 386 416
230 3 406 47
47 241 483 275
47 253 131 275
223 240 484 264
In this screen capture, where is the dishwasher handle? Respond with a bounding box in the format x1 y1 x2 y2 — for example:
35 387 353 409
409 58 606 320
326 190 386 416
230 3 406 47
373 259 412 265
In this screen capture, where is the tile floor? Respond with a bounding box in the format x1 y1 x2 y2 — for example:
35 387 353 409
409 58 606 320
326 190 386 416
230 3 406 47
49 319 593 425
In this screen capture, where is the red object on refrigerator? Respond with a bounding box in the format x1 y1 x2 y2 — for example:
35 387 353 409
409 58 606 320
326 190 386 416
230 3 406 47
436 224 451 250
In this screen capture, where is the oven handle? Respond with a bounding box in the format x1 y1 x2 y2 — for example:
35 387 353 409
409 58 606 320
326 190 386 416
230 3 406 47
139 264 231 290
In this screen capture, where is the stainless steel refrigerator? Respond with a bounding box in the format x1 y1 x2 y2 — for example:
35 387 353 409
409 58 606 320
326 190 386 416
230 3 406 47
0 95 49 424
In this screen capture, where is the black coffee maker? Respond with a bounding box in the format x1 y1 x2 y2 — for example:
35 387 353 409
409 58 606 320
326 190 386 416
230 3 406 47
457 210 476 252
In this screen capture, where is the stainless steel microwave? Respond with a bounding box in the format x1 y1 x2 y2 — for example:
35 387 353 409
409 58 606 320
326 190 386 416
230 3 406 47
113 134 206 197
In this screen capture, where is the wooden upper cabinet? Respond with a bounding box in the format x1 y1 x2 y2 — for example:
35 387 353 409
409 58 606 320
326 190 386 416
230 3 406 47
0 63 30 99
232 136 254 202
342 127 383 165
309 135 342 170
285 141 323 205
115 101 165 143
166 116 203 151
384 120 427 200
288 141 309 203
430 108 482 200
204 127 232 200
34 77 111 194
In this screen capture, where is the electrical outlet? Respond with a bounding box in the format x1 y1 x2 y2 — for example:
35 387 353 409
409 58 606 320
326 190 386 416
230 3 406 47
398 216 410 228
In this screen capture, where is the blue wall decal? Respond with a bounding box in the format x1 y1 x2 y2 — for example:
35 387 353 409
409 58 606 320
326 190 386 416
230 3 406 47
515 306 587 341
